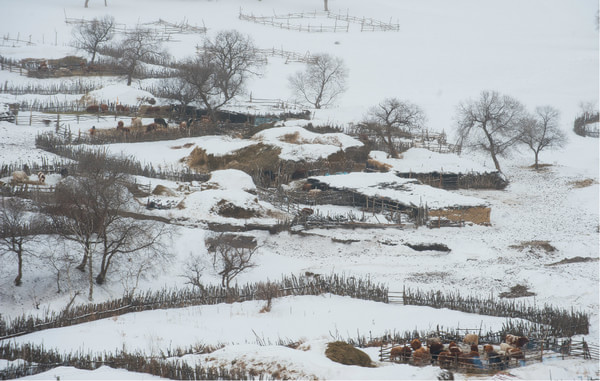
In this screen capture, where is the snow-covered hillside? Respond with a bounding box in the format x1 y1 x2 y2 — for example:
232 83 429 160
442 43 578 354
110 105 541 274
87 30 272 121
0 0 598 380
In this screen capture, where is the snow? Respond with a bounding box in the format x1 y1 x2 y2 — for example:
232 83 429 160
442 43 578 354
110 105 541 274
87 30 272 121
0 0 598 380
18 366 167 380
370 148 497 174
85 84 157 106
310 171 489 209
252 124 363 161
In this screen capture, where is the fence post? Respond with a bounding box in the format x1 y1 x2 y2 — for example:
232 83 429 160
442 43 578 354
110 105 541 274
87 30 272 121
29 110 32 126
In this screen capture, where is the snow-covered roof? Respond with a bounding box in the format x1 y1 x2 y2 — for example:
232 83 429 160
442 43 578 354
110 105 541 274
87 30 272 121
370 148 496 174
252 125 362 161
310 171 488 209
85 84 157 106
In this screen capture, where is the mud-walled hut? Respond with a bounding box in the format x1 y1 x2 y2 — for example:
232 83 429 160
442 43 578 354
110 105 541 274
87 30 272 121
368 148 508 190
306 171 491 226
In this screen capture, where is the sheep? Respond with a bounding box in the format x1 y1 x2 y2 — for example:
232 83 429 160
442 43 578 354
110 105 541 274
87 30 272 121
117 120 124 128
131 117 143 129
12 171 28 184
463 333 479 346
179 121 187 130
308 189 322 197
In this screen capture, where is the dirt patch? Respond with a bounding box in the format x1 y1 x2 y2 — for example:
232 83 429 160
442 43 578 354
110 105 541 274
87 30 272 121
280 131 304 144
405 243 450 252
331 237 361 244
546 256 598 266
499 284 536 299
569 178 596 188
428 206 491 225
325 341 373 367
510 240 556 253
213 199 260 219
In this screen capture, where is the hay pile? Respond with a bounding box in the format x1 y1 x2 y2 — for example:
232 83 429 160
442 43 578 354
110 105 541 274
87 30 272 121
429 206 491 225
325 341 373 367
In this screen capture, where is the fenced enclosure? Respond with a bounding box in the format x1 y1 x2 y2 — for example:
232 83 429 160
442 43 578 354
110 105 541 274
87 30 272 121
0 273 387 340
401 287 589 337
239 9 400 33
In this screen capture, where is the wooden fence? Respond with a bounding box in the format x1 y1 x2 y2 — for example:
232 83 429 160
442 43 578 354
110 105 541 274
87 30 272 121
239 9 399 33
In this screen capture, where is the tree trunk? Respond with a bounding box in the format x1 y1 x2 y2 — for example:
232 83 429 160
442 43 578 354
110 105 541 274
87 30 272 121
14 251 23 286
490 151 502 173
324 0 329 12
84 0 89 7
534 151 539 170
104 0 107 6
87 247 93 301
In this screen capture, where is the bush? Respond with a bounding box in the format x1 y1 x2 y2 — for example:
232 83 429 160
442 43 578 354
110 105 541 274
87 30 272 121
325 341 373 367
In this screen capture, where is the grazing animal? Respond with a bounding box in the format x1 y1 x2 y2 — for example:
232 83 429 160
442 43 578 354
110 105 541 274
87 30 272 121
145 123 159 132
499 342 514 353
89 126 96 136
390 345 412 362
427 337 444 362
463 334 479 346
412 347 431 366
458 346 482 368
437 350 454 368
100 104 109 112
117 120 124 128
300 208 314 217
154 117 168 128
37 172 45 184
505 334 529 348
484 344 505 370
308 188 322 197
86 105 100 113
179 121 187 130
116 104 129 113
11 171 28 184
131 117 143 129
302 182 313 191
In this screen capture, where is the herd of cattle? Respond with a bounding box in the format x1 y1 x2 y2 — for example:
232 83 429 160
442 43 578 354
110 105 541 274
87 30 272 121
389 334 529 370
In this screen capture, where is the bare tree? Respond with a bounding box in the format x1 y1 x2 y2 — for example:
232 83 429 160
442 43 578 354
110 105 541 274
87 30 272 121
158 76 199 120
0 198 45 286
71 16 115 65
179 30 261 120
456 90 527 172
519 106 566 170
182 253 205 289
47 154 171 300
289 53 348 109
360 98 425 158
117 26 164 86
208 234 257 288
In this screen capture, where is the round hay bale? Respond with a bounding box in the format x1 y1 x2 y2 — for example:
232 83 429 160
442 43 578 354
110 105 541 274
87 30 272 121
325 341 373 367
151 184 178 196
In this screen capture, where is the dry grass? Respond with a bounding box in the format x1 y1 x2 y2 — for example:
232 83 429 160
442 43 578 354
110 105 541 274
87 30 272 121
185 144 282 176
171 142 195 149
499 284 536 299
510 240 556 253
325 341 374 367
546 256 598 266
280 131 304 144
213 199 260 219
366 158 392 172
151 184 177 196
429 206 491 225
569 178 596 188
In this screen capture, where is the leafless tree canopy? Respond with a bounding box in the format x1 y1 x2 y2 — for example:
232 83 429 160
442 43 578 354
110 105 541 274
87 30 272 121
456 90 527 172
207 234 257 288
289 53 348 109
46 154 172 300
519 106 566 170
361 97 426 158
177 30 260 120
71 16 115 65
0 198 45 286
117 26 165 86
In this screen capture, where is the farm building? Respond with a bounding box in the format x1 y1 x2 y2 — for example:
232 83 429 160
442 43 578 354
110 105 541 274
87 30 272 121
306 171 491 226
369 148 508 190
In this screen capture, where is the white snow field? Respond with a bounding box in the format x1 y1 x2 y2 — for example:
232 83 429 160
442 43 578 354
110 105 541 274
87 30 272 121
0 0 598 379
